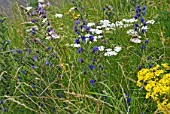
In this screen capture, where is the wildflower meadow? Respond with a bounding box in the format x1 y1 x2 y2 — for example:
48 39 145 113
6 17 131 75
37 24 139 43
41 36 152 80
0 0 170 113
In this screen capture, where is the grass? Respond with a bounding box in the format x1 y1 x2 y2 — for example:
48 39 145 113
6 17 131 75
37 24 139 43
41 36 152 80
0 0 170 113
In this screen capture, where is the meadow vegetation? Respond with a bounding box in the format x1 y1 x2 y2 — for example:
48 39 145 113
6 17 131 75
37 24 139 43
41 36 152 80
0 0 170 113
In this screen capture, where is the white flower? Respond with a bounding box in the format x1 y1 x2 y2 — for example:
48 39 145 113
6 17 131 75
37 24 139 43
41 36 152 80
25 7 32 11
127 29 138 35
70 44 81 47
98 46 105 51
122 18 138 23
38 0 44 3
85 34 90 37
87 22 95 27
69 7 75 12
104 51 117 56
95 29 102 34
114 46 122 52
130 38 141 43
100 20 111 27
55 14 63 18
90 28 96 34
42 18 47 23
123 24 133 28
141 26 148 30
96 26 102 29
146 20 155 24
94 36 98 42
115 21 123 27
110 23 115 28
51 34 60 39
106 48 112 51
98 35 103 39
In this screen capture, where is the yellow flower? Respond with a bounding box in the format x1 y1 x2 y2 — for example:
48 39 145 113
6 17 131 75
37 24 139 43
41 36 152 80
145 92 150 99
155 70 164 76
136 81 142 87
161 63 170 69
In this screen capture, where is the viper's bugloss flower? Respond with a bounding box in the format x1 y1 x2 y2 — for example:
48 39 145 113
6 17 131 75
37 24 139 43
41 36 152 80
142 11 146 15
90 79 95 85
136 8 141 13
92 46 99 53
32 84 35 89
88 65 94 70
89 35 94 41
145 39 149 44
31 19 38 23
86 28 90 32
102 8 105 10
141 46 146 50
57 66 61 70
81 36 86 42
58 93 62 98
33 55 37 61
100 65 104 70
83 19 86 24
143 6 147 10
28 92 33 96
74 20 80 25
142 29 146 34
51 107 55 111
138 66 142 70
140 18 145 23
127 98 131 102
78 58 84 63
147 56 151 60
47 46 51 51
21 70 26 74
1 100 4 104
84 70 87 74
77 47 84 53
74 39 79 44
40 103 43 107
46 60 49 66
134 23 138 27
143 22 148 26
4 108 8 112
149 64 152 68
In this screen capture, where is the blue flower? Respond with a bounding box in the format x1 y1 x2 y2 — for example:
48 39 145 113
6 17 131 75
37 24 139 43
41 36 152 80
88 65 94 70
86 28 90 32
142 29 146 34
84 70 87 74
138 66 142 70
83 19 86 24
102 8 105 10
143 6 147 10
134 23 138 27
31 19 38 23
127 98 131 102
145 39 149 44
147 56 151 60
77 47 84 53
149 64 152 68
46 60 49 66
58 66 61 70
58 93 62 98
142 11 146 15
33 55 37 61
32 84 35 89
74 20 80 25
93 46 99 53
81 36 86 42
141 46 146 50
40 103 43 107
78 58 84 63
1 100 4 104
90 79 95 85
140 18 145 23
89 35 94 42
100 65 104 70
4 107 8 112
74 39 79 44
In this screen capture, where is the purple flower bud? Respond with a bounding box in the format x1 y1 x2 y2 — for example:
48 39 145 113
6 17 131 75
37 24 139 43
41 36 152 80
93 46 99 53
78 58 84 63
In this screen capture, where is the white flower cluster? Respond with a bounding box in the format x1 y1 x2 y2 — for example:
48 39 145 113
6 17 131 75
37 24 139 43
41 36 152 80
98 46 122 56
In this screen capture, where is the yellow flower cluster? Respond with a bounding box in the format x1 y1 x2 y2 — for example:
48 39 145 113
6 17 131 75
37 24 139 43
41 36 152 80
137 63 170 114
